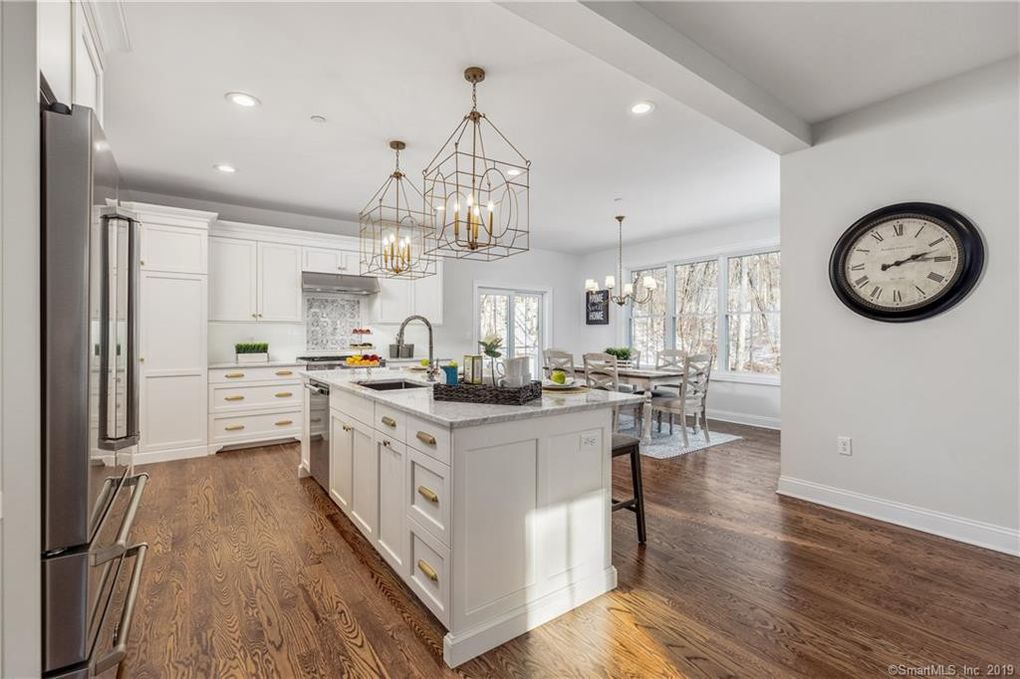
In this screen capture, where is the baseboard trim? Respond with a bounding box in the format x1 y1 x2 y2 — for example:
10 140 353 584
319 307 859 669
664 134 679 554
777 476 1020 556
443 566 618 667
297 461 310 478
134 444 211 466
708 408 780 430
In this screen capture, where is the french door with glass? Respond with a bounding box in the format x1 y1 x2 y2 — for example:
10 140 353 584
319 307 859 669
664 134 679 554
477 288 545 376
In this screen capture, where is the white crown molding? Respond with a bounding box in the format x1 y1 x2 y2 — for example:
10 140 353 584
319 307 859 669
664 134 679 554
84 1 132 54
121 201 217 230
212 219 360 251
777 476 1020 556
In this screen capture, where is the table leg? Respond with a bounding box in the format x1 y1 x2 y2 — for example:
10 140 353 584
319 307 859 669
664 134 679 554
642 391 652 442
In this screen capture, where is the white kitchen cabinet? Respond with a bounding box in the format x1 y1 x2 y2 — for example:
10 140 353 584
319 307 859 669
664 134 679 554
349 418 377 540
39 0 73 104
39 1 105 120
372 276 413 324
257 242 303 322
376 431 407 573
330 414 354 513
303 247 357 274
72 3 103 122
209 237 257 321
141 223 207 274
412 260 444 325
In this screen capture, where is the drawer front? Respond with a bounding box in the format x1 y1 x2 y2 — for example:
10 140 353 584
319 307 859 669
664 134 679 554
209 382 301 413
209 366 303 384
330 390 374 428
405 414 451 465
210 409 302 443
374 403 407 442
407 518 450 627
407 449 450 546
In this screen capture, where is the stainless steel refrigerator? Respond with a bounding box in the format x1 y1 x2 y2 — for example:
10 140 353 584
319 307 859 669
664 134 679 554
42 103 148 678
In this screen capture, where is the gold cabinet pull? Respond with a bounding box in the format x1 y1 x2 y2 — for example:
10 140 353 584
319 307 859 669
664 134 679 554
224 395 245 401
380 415 396 427
310 417 322 423
275 419 293 426
417 559 438 582
225 424 244 431
417 486 438 503
342 425 352 432
415 431 437 446
275 392 293 398
275 370 293 376
225 372 245 379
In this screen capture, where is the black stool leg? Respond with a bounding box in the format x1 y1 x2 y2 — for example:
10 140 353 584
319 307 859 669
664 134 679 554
629 446 647 544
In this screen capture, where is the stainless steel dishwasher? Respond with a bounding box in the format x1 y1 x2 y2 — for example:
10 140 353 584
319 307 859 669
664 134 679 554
306 380 330 490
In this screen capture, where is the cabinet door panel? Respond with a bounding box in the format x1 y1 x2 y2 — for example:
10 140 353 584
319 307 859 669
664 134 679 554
209 237 257 321
350 422 378 539
377 434 406 572
140 374 207 452
142 272 206 372
330 414 353 514
373 277 412 324
302 247 342 274
141 224 207 274
258 242 302 322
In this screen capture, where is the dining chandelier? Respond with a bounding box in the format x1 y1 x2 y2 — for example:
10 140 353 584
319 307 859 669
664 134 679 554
422 66 530 261
359 140 436 279
585 215 658 305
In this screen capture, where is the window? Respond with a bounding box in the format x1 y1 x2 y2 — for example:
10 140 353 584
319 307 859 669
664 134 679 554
726 252 780 374
628 249 780 377
629 266 667 363
477 287 546 376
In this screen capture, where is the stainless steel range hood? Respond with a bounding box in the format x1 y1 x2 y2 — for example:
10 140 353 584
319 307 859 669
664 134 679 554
302 271 380 295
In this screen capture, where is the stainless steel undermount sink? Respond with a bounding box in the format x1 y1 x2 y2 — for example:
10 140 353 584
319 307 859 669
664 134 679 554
357 380 429 391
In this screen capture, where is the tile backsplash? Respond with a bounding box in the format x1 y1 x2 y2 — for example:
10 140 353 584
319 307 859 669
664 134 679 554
305 296 361 351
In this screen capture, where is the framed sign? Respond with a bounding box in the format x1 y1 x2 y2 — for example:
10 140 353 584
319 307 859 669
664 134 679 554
586 290 609 325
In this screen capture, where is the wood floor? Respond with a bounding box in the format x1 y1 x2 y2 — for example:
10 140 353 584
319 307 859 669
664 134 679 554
123 422 1020 678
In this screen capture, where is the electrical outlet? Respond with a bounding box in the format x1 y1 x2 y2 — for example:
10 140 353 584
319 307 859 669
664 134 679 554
580 433 599 450
837 436 853 456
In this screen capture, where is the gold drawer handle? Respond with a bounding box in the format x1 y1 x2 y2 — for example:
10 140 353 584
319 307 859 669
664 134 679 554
275 419 293 426
417 559 439 582
415 431 437 446
225 424 245 431
225 372 245 379
224 395 245 401
380 415 397 427
275 392 293 398
275 370 293 376
310 417 322 423
417 486 438 503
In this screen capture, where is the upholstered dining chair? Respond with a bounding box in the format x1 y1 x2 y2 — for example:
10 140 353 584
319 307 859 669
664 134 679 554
650 353 713 448
542 348 577 379
584 352 642 432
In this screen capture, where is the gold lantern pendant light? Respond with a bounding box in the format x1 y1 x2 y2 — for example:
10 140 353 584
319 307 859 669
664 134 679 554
359 140 436 279
423 67 531 261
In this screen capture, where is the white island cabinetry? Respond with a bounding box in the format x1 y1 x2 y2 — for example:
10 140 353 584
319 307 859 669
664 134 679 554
312 370 639 667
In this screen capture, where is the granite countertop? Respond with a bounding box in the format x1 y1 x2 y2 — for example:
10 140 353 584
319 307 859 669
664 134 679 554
209 360 308 369
300 367 645 429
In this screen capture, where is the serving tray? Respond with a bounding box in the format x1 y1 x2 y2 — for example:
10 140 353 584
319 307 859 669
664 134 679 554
433 380 543 406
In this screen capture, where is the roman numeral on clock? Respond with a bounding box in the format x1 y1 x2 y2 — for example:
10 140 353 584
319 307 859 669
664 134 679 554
849 263 865 271
915 285 926 298
933 256 952 262
869 285 882 300
928 237 945 247
892 289 902 303
927 271 945 283
854 275 869 288
892 223 904 236
914 225 925 238
871 232 885 242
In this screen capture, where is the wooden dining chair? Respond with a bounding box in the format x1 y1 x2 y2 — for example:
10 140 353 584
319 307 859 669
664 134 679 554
584 352 641 432
650 353 712 448
651 349 687 397
542 348 576 379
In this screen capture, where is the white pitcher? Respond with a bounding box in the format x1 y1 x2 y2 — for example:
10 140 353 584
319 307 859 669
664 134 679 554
498 356 532 387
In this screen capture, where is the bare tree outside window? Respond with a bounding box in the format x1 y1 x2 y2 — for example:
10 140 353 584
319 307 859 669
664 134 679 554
727 252 781 374
674 260 718 359
630 267 667 365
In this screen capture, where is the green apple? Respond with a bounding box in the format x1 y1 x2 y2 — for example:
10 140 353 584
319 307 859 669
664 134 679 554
420 358 430 367
550 369 567 384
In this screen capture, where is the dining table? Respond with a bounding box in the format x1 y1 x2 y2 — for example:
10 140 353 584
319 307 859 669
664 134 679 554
615 367 686 441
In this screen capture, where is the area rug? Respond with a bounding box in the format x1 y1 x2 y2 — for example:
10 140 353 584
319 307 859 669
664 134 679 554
616 416 741 460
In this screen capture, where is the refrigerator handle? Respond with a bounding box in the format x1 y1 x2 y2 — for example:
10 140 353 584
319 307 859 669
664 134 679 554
97 213 113 448
126 215 140 443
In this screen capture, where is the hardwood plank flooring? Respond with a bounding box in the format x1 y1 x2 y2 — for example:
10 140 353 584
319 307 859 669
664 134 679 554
122 422 1019 678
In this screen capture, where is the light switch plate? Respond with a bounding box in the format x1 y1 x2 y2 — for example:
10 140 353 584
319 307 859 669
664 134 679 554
580 433 599 450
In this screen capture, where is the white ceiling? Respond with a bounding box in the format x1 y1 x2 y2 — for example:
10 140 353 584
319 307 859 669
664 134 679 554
103 2 779 253
639 1 1019 124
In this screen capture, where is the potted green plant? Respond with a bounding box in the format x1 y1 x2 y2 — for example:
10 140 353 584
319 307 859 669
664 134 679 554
604 347 632 362
478 334 503 386
235 341 269 364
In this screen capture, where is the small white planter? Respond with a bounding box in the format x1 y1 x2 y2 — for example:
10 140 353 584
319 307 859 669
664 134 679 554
236 352 269 364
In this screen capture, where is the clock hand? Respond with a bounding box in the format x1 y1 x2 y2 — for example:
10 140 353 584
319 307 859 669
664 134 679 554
880 251 930 271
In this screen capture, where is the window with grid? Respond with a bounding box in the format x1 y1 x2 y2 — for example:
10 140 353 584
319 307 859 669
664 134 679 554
629 266 667 364
726 252 780 374
674 259 718 358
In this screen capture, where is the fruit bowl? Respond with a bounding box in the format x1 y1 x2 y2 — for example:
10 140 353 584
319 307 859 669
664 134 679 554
346 354 381 368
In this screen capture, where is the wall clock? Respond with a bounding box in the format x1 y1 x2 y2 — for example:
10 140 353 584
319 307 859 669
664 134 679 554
829 202 984 322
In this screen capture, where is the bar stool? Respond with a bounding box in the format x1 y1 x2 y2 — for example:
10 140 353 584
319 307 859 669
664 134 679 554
611 433 647 544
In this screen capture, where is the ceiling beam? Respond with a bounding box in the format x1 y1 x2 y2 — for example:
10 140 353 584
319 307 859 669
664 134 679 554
499 1 811 154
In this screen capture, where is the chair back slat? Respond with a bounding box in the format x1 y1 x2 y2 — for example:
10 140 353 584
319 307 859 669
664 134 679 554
679 353 712 405
543 348 576 378
583 352 620 391
656 349 686 371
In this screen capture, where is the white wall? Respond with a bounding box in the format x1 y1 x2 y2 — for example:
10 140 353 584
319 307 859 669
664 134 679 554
1 2 42 674
577 217 782 428
780 58 1019 554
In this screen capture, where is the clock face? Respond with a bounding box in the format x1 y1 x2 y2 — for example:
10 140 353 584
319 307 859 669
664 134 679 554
829 203 984 322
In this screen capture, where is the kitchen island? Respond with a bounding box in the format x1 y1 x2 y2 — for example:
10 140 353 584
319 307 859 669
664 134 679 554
299 367 644 667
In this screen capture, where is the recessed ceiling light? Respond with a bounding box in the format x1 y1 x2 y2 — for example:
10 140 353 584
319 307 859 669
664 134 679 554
213 163 236 173
309 114 327 123
225 91 260 108
630 101 654 115
507 168 521 177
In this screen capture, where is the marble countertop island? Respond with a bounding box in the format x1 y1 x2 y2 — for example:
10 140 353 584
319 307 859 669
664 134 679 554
301 367 644 429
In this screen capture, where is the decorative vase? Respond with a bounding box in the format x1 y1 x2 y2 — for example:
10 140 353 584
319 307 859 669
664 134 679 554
236 352 269 364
